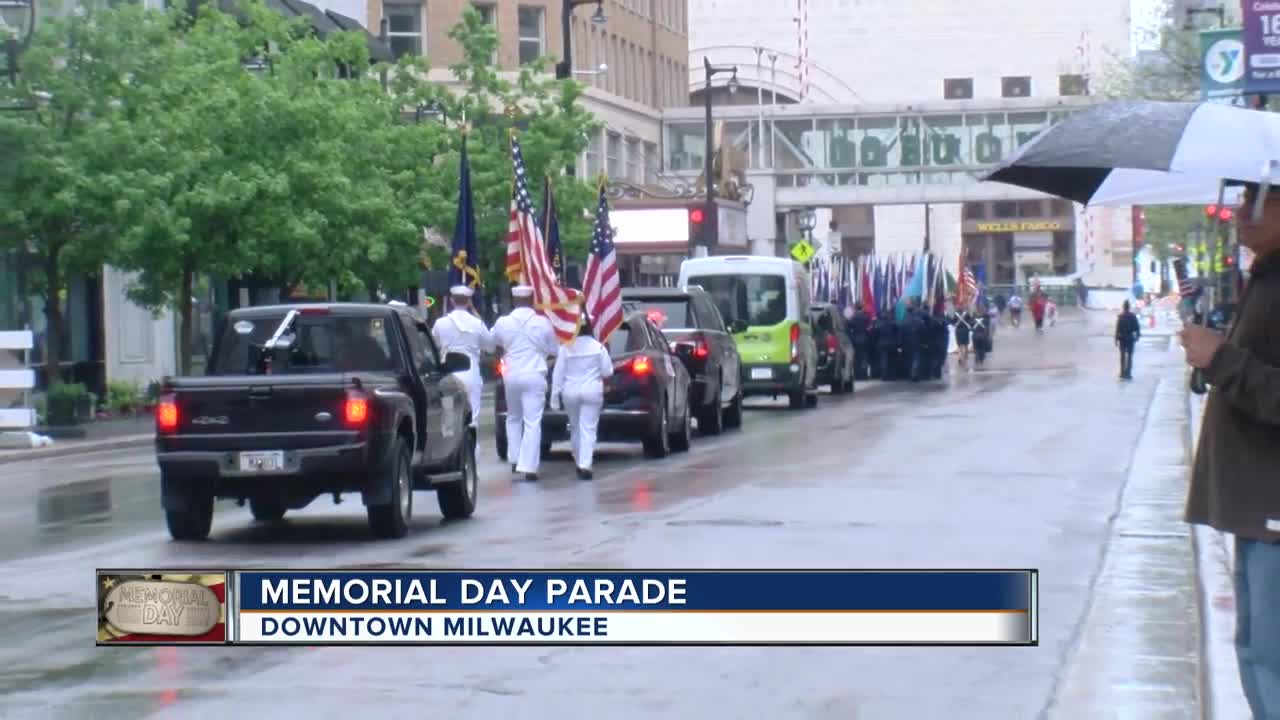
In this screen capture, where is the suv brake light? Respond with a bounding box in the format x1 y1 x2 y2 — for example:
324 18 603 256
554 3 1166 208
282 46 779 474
344 390 370 426
156 394 179 433
496 358 507 377
826 334 838 353
790 323 800 362
630 356 653 375
693 339 709 359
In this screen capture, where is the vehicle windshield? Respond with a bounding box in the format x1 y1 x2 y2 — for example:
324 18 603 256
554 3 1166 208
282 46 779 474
686 274 787 327
209 313 398 375
629 300 690 330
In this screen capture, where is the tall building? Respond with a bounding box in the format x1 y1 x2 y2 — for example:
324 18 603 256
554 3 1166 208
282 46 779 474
677 0 1139 289
364 0 691 181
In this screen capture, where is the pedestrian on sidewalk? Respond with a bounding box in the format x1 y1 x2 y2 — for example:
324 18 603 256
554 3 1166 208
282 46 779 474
1030 290 1047 333
1114 300 1140 379
1182 181 1280 720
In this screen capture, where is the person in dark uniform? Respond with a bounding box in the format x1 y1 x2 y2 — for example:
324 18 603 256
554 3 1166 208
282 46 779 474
847 303 871 380
971 315 991 367
1115 300 1141 379
930 308 950 379
876 315 900 380
901 301 926 382
953 310 972 368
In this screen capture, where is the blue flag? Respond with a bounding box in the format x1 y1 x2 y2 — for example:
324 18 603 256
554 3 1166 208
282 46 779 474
449 136 480 290
540 176 564 283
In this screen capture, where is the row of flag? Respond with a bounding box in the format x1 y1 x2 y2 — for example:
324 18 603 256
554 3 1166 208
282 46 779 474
808 251 974 321
449 131 622 345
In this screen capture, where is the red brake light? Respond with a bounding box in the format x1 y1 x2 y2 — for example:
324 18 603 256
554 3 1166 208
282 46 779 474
790 323 800 343
693 340 710 359
647 309 666 326
631 356 652 375
790 323 800 362
826 335 838 352
689 208 705 224
344 390 370 425
156 394 179 433
497 358 507 377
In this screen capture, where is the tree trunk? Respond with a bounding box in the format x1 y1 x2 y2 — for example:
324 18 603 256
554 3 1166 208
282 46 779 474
42 250 65 386
178 263 194 376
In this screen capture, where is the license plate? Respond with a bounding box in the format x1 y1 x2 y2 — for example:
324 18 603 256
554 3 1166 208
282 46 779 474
238 451 284 472
750 368 772 380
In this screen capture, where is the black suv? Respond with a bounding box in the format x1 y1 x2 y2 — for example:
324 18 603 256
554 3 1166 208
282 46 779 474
808 303 855 394
622 286 745 434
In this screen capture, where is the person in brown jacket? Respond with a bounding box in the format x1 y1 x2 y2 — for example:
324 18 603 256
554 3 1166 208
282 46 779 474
1182 182 1280 720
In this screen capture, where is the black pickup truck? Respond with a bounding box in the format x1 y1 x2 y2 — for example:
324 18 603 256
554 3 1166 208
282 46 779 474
155 303 478 541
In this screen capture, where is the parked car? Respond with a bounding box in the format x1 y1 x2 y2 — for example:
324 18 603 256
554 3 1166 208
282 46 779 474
620 286 745 435
808 302 855 394
155 303 479 541
494 311 693 459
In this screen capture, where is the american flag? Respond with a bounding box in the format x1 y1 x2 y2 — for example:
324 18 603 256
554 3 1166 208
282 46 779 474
1173 257 1198 298
582 184 623 344
956 254 978 309
506 136 582 343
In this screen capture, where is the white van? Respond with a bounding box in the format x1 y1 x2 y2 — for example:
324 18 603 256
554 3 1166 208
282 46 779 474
677 256 819 409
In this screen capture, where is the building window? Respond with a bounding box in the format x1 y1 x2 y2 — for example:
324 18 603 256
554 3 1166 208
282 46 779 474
1059 74 1088 96
607 132 623 178
1002 76 1031 98
1017 200 1043 217
1050 199 1074 216
993 201 1019 218
474 3 498 64
943 78 972 100
384 3 423 59
963 203 986 220
626 138 641 180
585 132 602 177
644 141 659 181
517 6 545 65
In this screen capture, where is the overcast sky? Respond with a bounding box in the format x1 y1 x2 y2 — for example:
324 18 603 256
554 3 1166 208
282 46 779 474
1132 0 1163 51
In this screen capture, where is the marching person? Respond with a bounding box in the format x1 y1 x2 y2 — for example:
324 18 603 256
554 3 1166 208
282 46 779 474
549 315 613 480
971 314 991 368
953 310 973 368
1114 299 1140 380
490 285 558 481
1182 181 1280 720
1007 292 1023 328
847 302 872 380
431 285 493 427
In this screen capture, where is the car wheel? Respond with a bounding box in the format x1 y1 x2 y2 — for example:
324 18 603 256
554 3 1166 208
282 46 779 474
805 386 819 408
249 498 286 522
672 399 693 452
788 390 805 409
165 485 213 542
438 428 478 520
367 438 413 539
643 399 671 458
697 376 725 435
724 390 744 428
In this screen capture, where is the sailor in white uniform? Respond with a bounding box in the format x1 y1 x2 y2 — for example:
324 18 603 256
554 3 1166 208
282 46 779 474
431 285 493 427
550 316 613 479
490 285 558 481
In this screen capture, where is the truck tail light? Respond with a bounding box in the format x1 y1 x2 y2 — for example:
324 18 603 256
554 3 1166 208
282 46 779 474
826 335 838 353
693 339 710 359
790 323 800 361
156 394 179 434
344 390 370 426
497 358 507 377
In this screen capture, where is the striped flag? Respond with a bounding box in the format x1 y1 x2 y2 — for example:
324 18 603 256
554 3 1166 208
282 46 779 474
1173 258 1197 298
582 183 623 344
506 136 582 343
957 251 978 309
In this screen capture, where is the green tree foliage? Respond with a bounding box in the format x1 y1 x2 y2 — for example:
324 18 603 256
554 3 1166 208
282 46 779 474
387 7 602 289
1097 1 1199 101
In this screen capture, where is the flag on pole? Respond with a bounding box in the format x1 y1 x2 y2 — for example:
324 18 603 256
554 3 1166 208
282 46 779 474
507 135 582 342
449 135 481 290
582 181 624 344
540 176 564 283
957 261 978 309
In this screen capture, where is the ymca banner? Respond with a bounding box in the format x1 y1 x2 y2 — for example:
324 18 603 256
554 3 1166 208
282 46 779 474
1200 29 1245 102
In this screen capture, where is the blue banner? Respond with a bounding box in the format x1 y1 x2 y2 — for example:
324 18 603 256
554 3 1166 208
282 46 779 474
236 570 1033 612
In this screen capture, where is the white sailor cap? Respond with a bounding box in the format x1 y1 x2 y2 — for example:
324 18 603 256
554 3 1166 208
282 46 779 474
449 285 474 298
511 285 534 298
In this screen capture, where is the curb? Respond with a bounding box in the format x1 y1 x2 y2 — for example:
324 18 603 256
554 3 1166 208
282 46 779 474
0 434 153 466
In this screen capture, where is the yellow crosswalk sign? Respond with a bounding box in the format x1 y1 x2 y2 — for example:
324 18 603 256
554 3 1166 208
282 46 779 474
790 239 816 263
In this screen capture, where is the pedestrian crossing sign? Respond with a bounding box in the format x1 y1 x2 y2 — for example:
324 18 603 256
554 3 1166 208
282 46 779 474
790 239 816 263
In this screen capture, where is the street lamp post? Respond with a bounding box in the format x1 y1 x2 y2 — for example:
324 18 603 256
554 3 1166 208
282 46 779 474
1 0 36 86
701 56 738 257
556 0 605 178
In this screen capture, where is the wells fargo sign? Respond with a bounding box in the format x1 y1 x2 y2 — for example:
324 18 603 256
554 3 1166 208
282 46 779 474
974 221 1063 233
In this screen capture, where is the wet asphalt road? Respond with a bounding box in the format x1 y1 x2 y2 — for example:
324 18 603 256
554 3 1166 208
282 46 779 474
0 312 1183 719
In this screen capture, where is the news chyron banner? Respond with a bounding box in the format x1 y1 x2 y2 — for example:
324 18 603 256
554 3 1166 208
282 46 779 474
97 570 1037 646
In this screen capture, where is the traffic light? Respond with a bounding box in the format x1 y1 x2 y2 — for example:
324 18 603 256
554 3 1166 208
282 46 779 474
1224 254 1236 268
689 206 706 246
1205 204 1235 222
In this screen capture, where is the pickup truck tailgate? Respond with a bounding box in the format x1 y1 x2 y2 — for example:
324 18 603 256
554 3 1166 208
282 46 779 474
167 375 359 451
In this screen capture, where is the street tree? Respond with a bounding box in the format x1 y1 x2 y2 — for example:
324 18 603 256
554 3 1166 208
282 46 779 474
387 7 602 290
0 4 172 383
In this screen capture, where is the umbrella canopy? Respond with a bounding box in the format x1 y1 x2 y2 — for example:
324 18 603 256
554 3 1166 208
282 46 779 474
983 100 1277 206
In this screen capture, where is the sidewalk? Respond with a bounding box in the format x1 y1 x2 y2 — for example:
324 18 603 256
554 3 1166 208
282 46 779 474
1046 339 1203 719
1189 391 1250 720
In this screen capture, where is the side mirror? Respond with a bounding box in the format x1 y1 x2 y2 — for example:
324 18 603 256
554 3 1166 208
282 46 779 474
442 351 471 374
728 319 748 334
